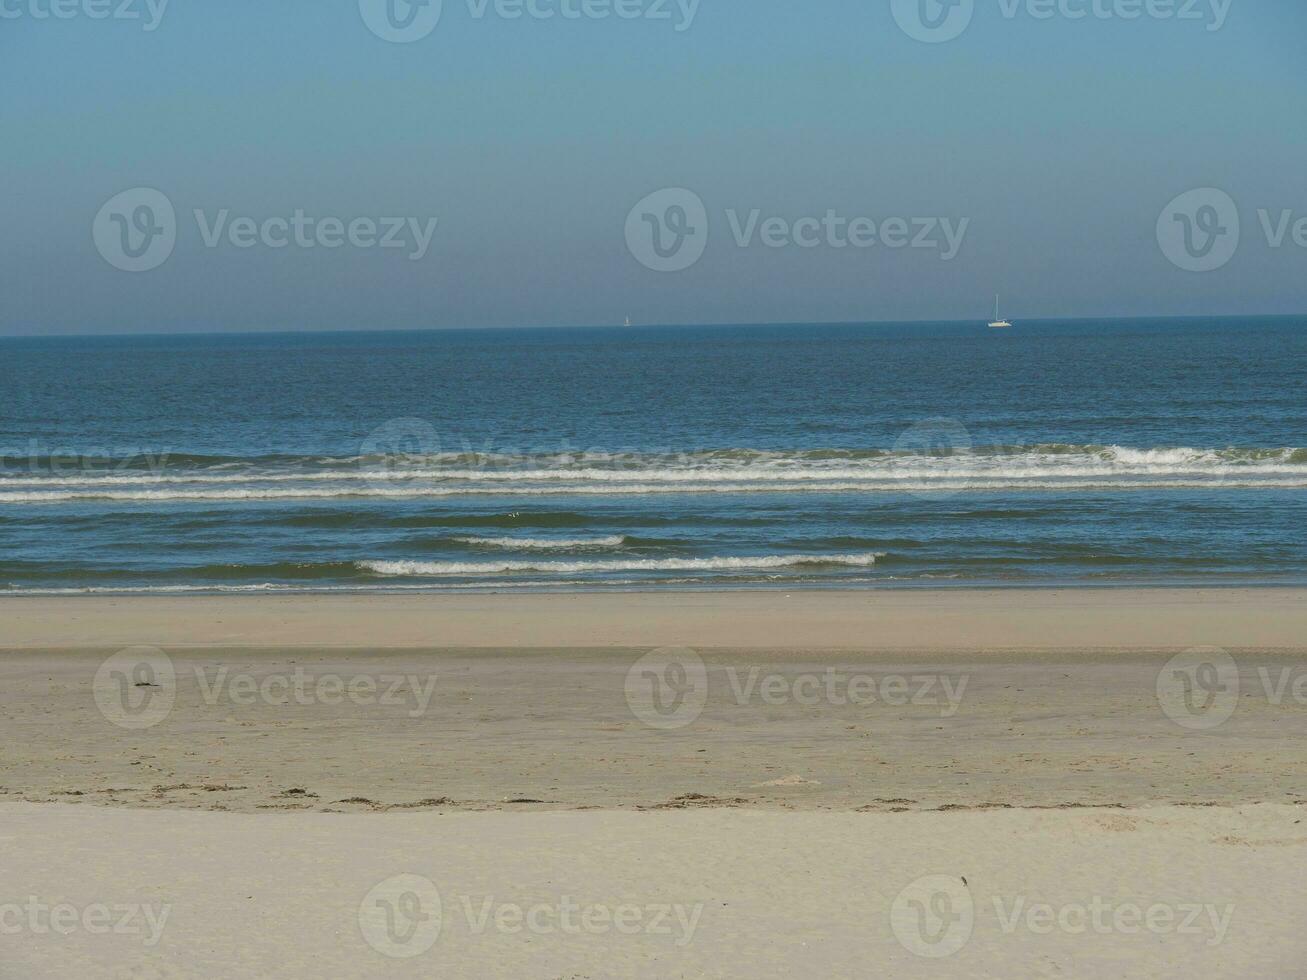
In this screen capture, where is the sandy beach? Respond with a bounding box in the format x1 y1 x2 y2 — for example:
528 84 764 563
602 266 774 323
4 802 1303 979
3 589 1306 977
4 587 1307 650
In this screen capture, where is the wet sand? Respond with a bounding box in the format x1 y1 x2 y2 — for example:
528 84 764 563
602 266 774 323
2 646 1306 813
3 587 1306 650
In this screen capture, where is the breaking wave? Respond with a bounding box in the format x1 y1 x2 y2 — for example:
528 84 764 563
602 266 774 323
451 535 629 550
2 445 1305 502
358 553 886 577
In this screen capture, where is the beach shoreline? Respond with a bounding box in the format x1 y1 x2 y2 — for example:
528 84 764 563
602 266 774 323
3 586 1306 650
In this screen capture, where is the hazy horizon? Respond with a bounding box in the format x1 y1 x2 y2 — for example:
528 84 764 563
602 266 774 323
4 0 1304 335
1 311 1305 341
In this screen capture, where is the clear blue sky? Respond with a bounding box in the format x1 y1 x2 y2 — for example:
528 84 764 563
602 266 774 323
2 0 1304 333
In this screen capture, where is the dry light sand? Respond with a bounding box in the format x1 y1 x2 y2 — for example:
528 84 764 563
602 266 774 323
2 590 1306 978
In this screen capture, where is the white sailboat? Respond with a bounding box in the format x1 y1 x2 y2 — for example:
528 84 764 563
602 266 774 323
988 294 1011 329
624 315 632 327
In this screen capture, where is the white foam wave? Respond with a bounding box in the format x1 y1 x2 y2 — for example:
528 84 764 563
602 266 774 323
2 446 1304 491
359 552 886 577
452 535 628 549
5 474 1307 504
0 580 633 596
6 462 1305 488
3 446 1306 503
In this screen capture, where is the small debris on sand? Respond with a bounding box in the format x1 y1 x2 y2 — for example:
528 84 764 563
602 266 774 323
752 775 821 788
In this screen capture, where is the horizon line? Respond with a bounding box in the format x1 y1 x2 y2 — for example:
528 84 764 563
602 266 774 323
1 312 1304 342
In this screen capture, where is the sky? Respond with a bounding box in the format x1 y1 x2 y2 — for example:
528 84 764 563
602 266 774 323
1 0 1304 334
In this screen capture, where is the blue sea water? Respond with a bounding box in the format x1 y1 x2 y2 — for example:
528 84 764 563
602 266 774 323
1 317 1304 593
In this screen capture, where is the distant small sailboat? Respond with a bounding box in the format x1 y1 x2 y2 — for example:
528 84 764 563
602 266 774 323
624 315 632 327
988 294 1011 329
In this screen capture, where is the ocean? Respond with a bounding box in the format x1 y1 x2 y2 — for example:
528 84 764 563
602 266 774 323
2 317 1304 594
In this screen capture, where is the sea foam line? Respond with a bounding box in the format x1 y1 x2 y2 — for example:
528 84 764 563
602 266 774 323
4 461 1307 488
1 446 1304 489
358 552 886 576
5 477 1307 503
452 535 628 549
